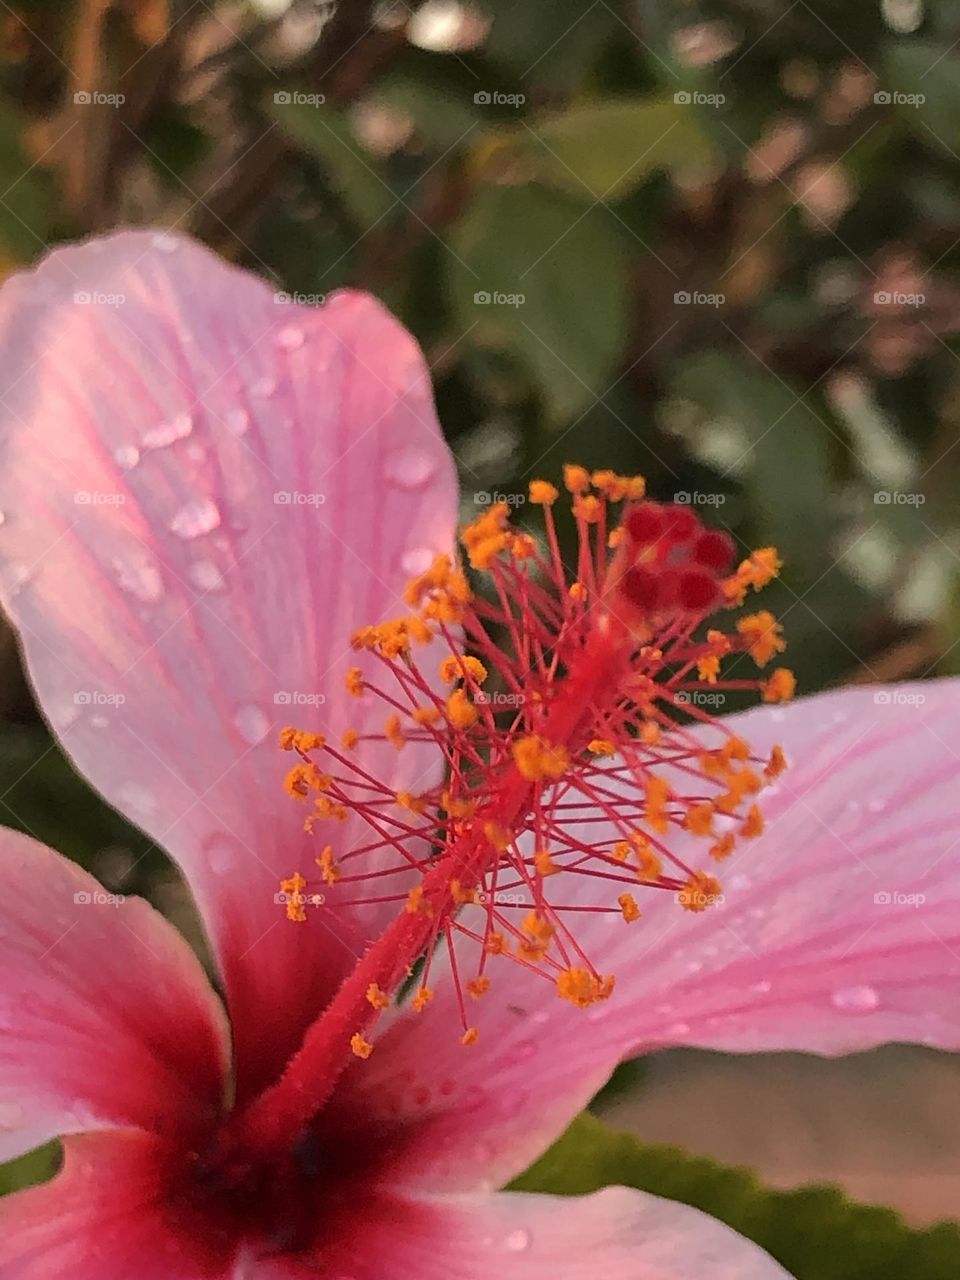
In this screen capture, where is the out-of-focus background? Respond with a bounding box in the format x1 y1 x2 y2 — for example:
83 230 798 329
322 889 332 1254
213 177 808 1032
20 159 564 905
0 0 959 1223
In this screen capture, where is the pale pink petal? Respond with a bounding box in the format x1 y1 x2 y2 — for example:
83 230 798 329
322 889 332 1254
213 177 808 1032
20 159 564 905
297 1187 792 1279
0 1131 236 1278
0 230 457 1097
0 826 228 1164
338 680 960 1191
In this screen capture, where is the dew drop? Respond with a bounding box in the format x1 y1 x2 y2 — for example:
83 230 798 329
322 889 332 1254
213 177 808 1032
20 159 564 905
188 559 226 592
384 446 437 491
0 1102 24 1131
0 511 6 526
400 546 436 576
113 553 164 603
118 782 157 818
504 1229 531 1253
225 407 250 437
170 498 221 540
114 445 140 470
276 326 305 351
152 232 179 253
233 703 270 745
143 412 193 450
831 984 879 1014
204 832 240 876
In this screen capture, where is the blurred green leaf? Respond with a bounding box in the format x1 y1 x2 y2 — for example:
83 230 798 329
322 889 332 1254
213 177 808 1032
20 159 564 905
482 0 617 86
446 183 630 422
0 104 51 263
885 41 960 152
0 1143 59 1198
485 98 715 202
513 1114 960 1279
671 351 835 572
269 103 396 228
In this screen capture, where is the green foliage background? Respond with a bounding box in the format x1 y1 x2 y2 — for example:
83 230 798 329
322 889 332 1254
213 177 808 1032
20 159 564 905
0 0 958 1269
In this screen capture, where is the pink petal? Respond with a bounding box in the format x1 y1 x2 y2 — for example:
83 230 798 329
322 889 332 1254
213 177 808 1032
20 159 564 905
297 1187 792 1279
0 826 228 1164
0 1130 236 1279
338 680 960 1191
0 231 457 1098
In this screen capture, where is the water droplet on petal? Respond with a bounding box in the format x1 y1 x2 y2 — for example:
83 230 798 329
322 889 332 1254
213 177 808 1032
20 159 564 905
204 832 240 876
118 782 157 819
188 559 226 592
400 547 436 576
113 445 140 470
276 326 305 351
384 447 437 491
170 498 221 540
0 1102 24 1131
233 703 270 745
152 232 179 253
224 408 250 437
143 412 193 450
113 553 164 603
831 984 879 1014
504 1229 531 1253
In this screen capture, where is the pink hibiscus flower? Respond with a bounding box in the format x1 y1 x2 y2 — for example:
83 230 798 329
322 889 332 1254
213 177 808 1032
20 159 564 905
0 232 956 1279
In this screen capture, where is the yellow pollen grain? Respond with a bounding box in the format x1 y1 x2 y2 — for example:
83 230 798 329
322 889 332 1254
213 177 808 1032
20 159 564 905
563 463 591 494
765 745 787 779
446 688 479 730
529 479 559 505
483 822 510 852
345 667 364 697
316 845 340 885
412 706 441 727
412 986 435 1013
644 774 672 834
406 885 432 916
679 871 723 914
697 655 721 684
384 714 406 750
461 1027 479 1047
279 726 298 751
607 528 624 549
640 720 661 746
366 983 390 1010
449 878 476 905
350 1033 373 1060
279 872 307 923
618 892 640 923
467 976 490 999
587 738 615 756
613 841 630 862
534 848 558 877
763 667 796 703
573 494 602 524
396 790 426 815
485 931 506 955
741 804 765 838
683 801 715 837
341 728 360 751
568 581 587 602
737 611 786 668
513 734 569 782
556 966 609 1008
709 833 736 862
440 655 488 685
522 911 555 945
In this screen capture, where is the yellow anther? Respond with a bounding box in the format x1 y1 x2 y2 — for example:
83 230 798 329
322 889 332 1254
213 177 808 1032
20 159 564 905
316 845 341 885
640 720 661 746
512 734 569 782
461 1027 479 1046
366 983 390 1010
279 872 307 923
529 479 559 505
279 726 298 751
442 790 476 820
461 504 511 570
396 790 426 815
737 611 786 667
522 911 555 946
679 871 723 913
556 966 609 1008
412 986 435 1013
341 728 359 750
511 532 537 560
449 878 476 905
467 975 490 999
608 528 624 549
613 841 630 862
406 885 432 916
709 833 736 862
384 714 406 750
587 738 615 756
720 736 751 762
634 843 663 882
572 494 601 524
644 773 671 834
412 706 441 726
440 655 488 685
697 655 721 683
534 848 558 877
765 744 787 780
568 581 587 602
304 796 348 828
763 667 796 703
483 822 510 852
485 931 506 955
345 667 365 697
350 1033 373 1059
446 688 478 729
683 801 715 837
741 804 765 838
563 464 590 494
618 892 640 923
